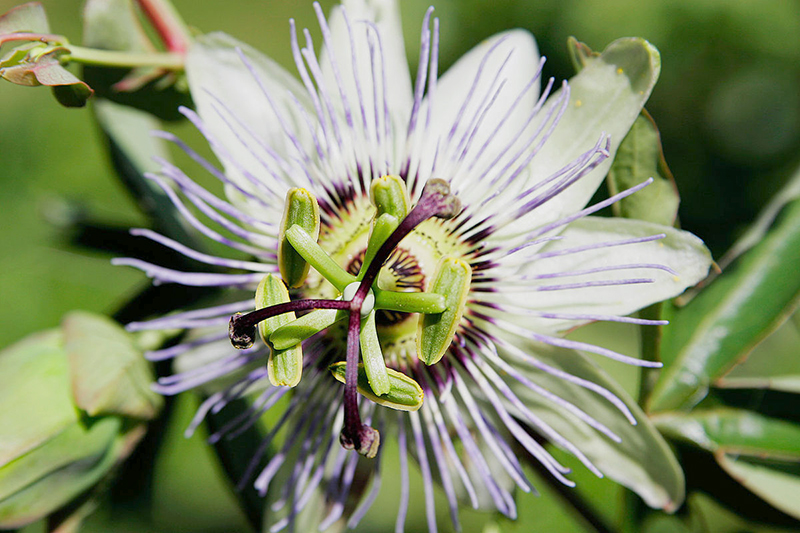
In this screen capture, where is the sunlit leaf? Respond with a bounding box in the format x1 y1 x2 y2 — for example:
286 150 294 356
653 408 800 461
649 198 800 412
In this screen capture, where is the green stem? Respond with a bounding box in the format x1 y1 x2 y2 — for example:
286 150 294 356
64 45 184 69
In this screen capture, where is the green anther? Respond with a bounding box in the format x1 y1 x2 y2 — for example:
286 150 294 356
278 188 320 288
255 274 303 387
329 362 424 411
416 257 472 365
284 225 355 291
358 213 399 281
370 174 409 220
269 308 347 351
374 289 447 314
359 312 391 396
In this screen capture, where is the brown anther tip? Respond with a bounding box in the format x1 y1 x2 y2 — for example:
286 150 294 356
229 312 255 350
340 425 381 458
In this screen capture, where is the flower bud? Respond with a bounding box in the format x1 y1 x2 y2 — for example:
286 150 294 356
0 311 162 528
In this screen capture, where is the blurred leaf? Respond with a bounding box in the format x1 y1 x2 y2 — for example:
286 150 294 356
0 419 125 529
649 198 800 412
0 2 50 34
0 48 93 107
653 408 800 461
82 0 190 120
717 454 800 521
93 98 194 244
0 331 75 466
63 311 163 420
500 334 685 511
718 311 800 393
606 111 680 226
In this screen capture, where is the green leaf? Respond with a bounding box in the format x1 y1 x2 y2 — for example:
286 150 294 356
717 454 800 521
717 310 800 392
649 198 800 412
62 311 162 420
0 2 50 34
653 408 800 461
606 111 680 226
93 98 194 244
497 333 685 511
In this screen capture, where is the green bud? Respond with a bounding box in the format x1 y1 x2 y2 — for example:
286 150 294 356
417 257 472 365
278 188 320 288
255 274 303 387
370 174 409 220
359 312 390 396
329 362 424 412
0 312 161 528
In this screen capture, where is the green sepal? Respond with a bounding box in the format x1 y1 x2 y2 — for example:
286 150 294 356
370 174 409 220
328 362 423 412
417 257 472 365
278 188 320 288
269 308 347 351
255 274 303 387
359 312 390 396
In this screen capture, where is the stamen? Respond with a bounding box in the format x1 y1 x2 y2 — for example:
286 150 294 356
354 178 461 305
228 299 349 349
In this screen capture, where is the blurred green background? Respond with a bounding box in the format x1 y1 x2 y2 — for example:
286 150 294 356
2 0 799 531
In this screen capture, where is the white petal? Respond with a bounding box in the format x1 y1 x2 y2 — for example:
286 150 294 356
186 32 314 198
519 38 661 228
318 0 413 141
419 30 541 201
475 216 712 334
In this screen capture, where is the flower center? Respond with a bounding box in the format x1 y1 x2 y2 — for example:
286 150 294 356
228 176 472 457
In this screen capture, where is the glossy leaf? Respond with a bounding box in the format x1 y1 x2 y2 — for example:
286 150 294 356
649 198 800 412
718 310 800 393
653 408 800 461
717 454 800 521
606 111 680 226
